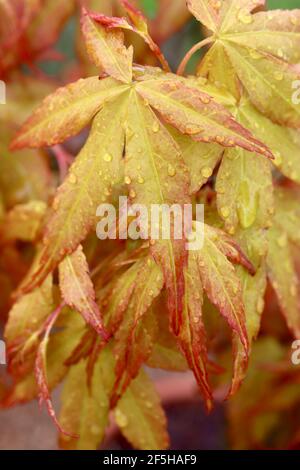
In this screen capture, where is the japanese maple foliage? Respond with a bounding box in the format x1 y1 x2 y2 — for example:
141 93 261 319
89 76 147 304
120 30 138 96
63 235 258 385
1 0 300 451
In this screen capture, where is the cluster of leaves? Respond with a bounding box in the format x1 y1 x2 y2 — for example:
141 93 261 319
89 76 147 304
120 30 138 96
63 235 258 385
1 0 300 450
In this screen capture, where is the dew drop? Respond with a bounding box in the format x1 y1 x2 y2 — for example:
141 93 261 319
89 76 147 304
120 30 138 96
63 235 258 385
249 49 263 60
129 189 137 199
277 234 287 248
290 16 298 26
274 151 282 167
200 95 211 104
103 153 112 162
290 284 297 297
52 198 59 211
216 135 225 144
167 164 176 177
256 298 265 314
220 206 230 219
124 176 132 185
152 121 160 133
277 48 284 58
115 409 128 428
274 71 284 81
201 167 213 178
91 425 101 435
185 123 202 135
237 8 253 25
237 180 258 229
69 173 77 184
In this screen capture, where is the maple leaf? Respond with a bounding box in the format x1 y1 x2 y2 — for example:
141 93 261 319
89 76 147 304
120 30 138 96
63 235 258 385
216 147 274 233
178 222 255 403
229 226 268 395
236 96 300 185
59 348 114 450
89 0 171 71
146 296 188 372
266 184 300 338
34 302 75 437
180 252 212 410
59 245 108 338
4 275 55 376
115 369 170 450
111 257 163 404
3 309 86 407
187 0 300 127
10 10 272 342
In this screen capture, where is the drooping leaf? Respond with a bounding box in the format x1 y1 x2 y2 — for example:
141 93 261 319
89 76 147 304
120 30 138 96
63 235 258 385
115 369 170 450
59 245 107 338
111 257 163 403
229 227 268 395
124 89 190 335
4 275 54 371
3 309 86 406
59 347 115 450
265 185 300 338
179 253 212 410
147 297 188 371
194 223 251 352
35 303 71 435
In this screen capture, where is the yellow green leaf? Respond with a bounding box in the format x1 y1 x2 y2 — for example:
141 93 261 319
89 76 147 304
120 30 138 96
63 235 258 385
216 147 274 232
19 94 128 294
59 245 107 337
81 8 133 83
11 77 128 149
59 347 115 450
115 369 169 450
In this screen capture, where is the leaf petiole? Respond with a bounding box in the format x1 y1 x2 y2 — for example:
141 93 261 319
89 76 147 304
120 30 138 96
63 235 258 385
177 36 214 76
